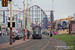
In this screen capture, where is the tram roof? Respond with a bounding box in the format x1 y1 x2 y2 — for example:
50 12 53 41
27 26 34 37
32 26 42 29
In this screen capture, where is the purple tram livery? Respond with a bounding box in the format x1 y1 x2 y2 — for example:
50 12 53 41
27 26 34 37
32 26 42 39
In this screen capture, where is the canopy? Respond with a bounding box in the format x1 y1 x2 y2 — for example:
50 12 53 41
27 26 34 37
60 17 73 20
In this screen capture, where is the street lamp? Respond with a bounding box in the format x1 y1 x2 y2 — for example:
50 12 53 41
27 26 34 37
10 0 13 45
50 16 52 37
0 11 2 36
6 8 9 35
68 16 71 34
23 0 25 41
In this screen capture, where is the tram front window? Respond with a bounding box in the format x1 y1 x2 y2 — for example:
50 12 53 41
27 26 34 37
33 29 41 35
36 31 39 34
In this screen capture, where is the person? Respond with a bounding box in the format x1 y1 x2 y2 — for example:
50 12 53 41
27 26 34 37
12 33 14 43
12 32 16 42
27 30 30 39
0 31 1 36
3 33 4 36
13 32 16 42
50 31 52 37
25 31 27 38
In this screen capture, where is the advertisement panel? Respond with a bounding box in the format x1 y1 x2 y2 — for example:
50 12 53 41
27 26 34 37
70 20 75 34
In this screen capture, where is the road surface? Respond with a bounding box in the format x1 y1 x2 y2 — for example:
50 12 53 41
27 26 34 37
1 35 68 50
0 36 9 44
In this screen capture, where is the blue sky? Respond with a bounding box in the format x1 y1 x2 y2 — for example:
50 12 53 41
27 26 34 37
0 0 75 20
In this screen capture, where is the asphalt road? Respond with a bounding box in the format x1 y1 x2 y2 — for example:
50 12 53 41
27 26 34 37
0 36 10 44
1 35 68 50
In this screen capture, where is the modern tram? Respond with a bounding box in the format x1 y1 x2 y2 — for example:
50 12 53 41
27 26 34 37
32 26 42 39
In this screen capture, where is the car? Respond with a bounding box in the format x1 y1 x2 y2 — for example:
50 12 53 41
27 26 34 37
15 33 22 40
18 31 27 39
20 33 23 38
42 31 46 35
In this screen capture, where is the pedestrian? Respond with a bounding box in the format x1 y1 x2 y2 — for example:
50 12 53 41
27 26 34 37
6 31 7 36
12 32 16 42
0 31 1 36
3 33 4 36
27 30 30 39
50 31 52 37
12 33 14 43
13 32 16 42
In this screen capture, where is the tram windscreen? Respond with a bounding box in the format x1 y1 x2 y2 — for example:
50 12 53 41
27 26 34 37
33 28 41 34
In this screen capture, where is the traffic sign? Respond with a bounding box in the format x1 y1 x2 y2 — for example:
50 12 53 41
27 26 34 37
2 0 8 7
8 22 15 27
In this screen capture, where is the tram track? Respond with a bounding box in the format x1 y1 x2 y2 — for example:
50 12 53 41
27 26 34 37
52 39 60 50
40 37 60 50
23 36 60 50
41 39 49 50
24 39 41 50
9 40 34 50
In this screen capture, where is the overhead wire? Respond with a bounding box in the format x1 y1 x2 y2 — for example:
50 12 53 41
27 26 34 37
30 0 33 6
12 0 22 10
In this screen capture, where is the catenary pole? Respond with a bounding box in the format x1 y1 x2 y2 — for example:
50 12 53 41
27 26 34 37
10 0 13 45
23 0 25 41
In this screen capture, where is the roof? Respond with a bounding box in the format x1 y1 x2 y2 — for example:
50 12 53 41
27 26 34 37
32 26 42 29
60 17 73 20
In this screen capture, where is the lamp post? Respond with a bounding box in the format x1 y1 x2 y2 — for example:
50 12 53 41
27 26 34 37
0 11 2 36
23 0 25 41
6 8 9 34
52 0 54 10
50 17 52 37
68 16 71 34
5 8 9 36
10 0 13 45
27 0 31 39
27 0 29 39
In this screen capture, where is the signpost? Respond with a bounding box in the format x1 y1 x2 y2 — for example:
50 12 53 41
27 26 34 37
23 0 25 41
9 0 13 45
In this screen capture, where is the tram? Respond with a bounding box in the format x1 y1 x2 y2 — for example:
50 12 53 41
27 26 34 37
32 26 42 39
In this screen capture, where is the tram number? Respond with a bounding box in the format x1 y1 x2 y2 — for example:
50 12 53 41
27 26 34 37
2 0 8 7
36 28 39 29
